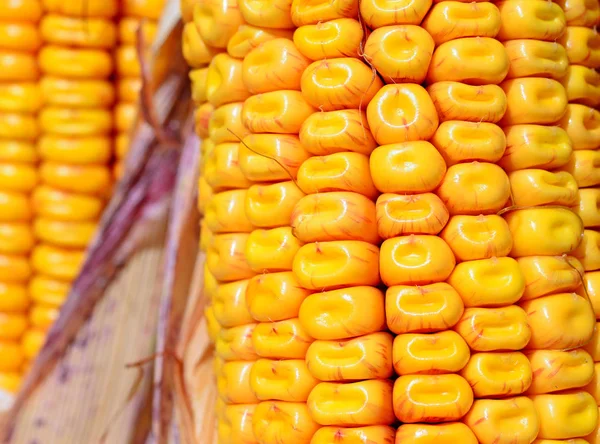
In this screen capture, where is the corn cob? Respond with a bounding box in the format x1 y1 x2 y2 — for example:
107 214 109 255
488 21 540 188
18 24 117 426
25 0 118 364
0 0 41 393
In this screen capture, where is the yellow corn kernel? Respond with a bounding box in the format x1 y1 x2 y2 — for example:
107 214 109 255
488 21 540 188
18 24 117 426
585 271 600 318
557 150 600 188
575 189 600 229
299 109 377 156
395 422 478 444
359 0 431 28
0 282 28 312
573 230 600 271
199 221 212 253
238 0 293 28
0 340 24 372
118 17 158 45
311 426 395 444
386 283 464 334
297 152 378 199
250 359 318 402
0 23 40 51
252 318 314 359
499 124 572 172
532 392 598 440
182 22 220 69
189 68 208 104
306 332 394 381
205 189 253 233
291 0 358 26
40 15 116 49
510 170 578 207
393 374 473 423
197 177 212 216
193 0 243 48
441 215 512 261
245 181 305 228
42 0 117 16
309 379 395 426
293 241 380 290
228 25 293 60
504 208 584 257
1 0 41 21
242 90 315 135
0 254 31 283
461 352 532 397
380 235 455 286
559 26 600 68
0 191 30 222
31 244 84 281
0 51 38 82
423 2 500 45
222 404 256 444
32 186 103 222
291 192 378 244
0 372 21 393
518 256 584 301
205 305 220 342
207 53 250 107
39 107 112 136
0 113 39 140
39 45 113 79
0 163 36 193
29 276 69 308
0 83 41 113
21 329 45 360
522 293 595 350
455 305 531 351
195 103 213 139
427 81 507 123
114 103 137 133
33 218 97 249
559 105 600 151
245 227 303 272
500 78 568 126
216 324 258 361
122 0 164 19
464 397 540 444
293 19 362 61
562 66 600 107
246 272 312 322
117 78 141 103
207 233 255 282
40 77 114 110
299 286 385 340
29 304 59 330
585 323 600 361
213 279 254 327
376 193 449 238
217 361 259 404
393 331 470 375
0 313 27 340
301 57 382 112
585 363 600 403
0 223 34 255
209 102 248 144
239 134 310 183
253 401 319 444
556 0 600 26
204 143 254 192
203 265 218 301
505 40 568 80
527 349 594 395
243 39 309 95
497 0 566 41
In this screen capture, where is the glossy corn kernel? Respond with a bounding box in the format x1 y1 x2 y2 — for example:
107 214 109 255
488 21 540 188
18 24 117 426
376 193 449 238
359 0 431 28
249 359 318 401
193 0 243 49
423 2 501 44
496 0 566 41
245 181 305 228
245 227 303 272
427 82 507 123
518 255 584 301
441 215 512 261
461 352 532 397
215 324 258 361
312 426 396 444
532 392 598 440
293 19 363 61
212 279 254 328
228 25 293 60
242 90 315 135
252 401 320 444
394 422 478 444
527 349 594 395
217 361 259 404
251 318 314 359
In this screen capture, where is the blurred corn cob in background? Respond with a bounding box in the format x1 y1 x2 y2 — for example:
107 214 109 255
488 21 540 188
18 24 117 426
0 0 41 395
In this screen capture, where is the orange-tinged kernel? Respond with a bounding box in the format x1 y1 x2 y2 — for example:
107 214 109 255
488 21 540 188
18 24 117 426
376 193 449 238
557 150 600 188
242 39 310 94
0 340 23 372
239 134 310 183
393 374 473 423
461 352 532 398
239 0 294 28
441 215 512 261
559 105 600 151
0 0 41 21
0 223 33 255
359 0 432 28
431 121 506 166
193 0 243 48
454 305 531 351
40 14 116 49
245 181 305 228
246 227 303 272
293 241 380 290
252 318 314 359
182 22 221 69
428 37 509 86
207 233 255 282
223 404 256 444
31 244 84 281
32 186 103 222
364 25 433 84
39 46 113 79
497 0 566 41
291 192 379 244
189 68 208 104
115 103 137 133
0 191 30 222
395 423 478 444
313 426 396 444
585 363 600 403
253 401 319 444
585 271 600 318
250 359 318 401
532 392 598 440
380 235 455 286
215 324 258 361
386 283 464 334
246 272 312 322
213 280 254 328
0 113 39 141
299 109 377 156
118 17 158 45
367 84 438 145
464 397 540 444
115 134 130 160
504 40 569 80
38 135 111 165
207 53 251 107
307 332 394 381
205 189 253 234
510 169 579 207
209 102 248 144
370 141 446 194
22 329 46 360
117 78 142 103
0 282 28 312
518 256 584 301
501 78 568 126
500 124 572 172
293 19 362 61
0 51 38 82
41 0 118 17
200 221 213 253
197 178 213 216
217 361 259 404
563 66 600 109
437 162 510 215
33 218 97 249
523 293 595 350
573 230 600 271
427 82 507 123
297 152 378 199
309 379 395 426
39 107 112 137
557 0 600 25
0 163 36 193
299 286 385 340
195 102 214 139
29 304 59 329
559 26 600 69
527 349 594 395
301 58 383 112
0 254 31 283
29 276 69 307
0 83 41 114
204 142 254 192
122 0 165 19
588 411 600 443
0 372 21 393
228 25 293 60
0 313 27 340
242 90 315 134
40 163 111 196
393 331 470 375
291 0 358 26
423 2 501 45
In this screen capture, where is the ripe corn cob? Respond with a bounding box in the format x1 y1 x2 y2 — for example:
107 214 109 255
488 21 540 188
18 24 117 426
26 0 118 363
0 0 41 392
